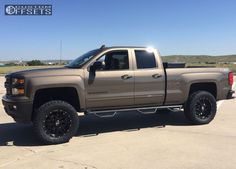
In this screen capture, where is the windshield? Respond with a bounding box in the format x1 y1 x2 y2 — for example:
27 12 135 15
66 49 101 68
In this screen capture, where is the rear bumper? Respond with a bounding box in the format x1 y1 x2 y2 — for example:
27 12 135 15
227 90 235 99
2 95 33 123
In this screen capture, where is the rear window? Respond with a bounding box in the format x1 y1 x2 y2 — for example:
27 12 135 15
135 50 157 69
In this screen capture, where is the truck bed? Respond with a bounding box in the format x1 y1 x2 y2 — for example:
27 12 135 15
164 67 230 105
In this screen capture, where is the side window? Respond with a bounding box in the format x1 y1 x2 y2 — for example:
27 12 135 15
135 50 157 69
97 50 129 71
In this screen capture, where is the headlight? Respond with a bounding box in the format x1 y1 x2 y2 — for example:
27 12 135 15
12 88 25 95
11 77 25 96
12 78 24 85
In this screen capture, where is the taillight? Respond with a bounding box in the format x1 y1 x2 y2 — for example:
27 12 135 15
228 72 234 86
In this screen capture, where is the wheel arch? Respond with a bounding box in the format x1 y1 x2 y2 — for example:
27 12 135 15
32 87 81 121
188 82 217 99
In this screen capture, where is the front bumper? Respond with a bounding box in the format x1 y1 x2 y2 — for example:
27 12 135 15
2 95 33 123
227 90 235 99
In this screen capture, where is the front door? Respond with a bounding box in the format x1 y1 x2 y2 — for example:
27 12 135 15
85 50 134 109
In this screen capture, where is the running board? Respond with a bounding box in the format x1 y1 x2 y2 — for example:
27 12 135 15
86 105 183 118
94 112 117 118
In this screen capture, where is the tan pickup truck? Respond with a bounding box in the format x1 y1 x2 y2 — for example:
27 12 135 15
2 46 234 144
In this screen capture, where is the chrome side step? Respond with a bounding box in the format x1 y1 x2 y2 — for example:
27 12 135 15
137 108 157 114
93 112 117 118
86 105 183 118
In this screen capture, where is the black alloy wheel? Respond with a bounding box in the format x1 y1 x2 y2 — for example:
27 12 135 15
194 97 212 120
43 109 72 138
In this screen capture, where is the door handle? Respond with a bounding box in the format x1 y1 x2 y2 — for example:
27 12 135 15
121 74 132 80
152 74 162 79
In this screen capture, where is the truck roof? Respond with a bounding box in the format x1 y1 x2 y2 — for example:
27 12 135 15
103 46 148 49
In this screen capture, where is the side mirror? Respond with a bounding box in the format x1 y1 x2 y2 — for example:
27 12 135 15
90 61 104 72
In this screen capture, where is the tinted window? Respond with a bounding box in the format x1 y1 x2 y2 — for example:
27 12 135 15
97 51 129 70
135 50 157 69
66 49 101 68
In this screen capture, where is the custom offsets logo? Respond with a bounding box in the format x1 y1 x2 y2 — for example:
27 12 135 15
5 5 52 16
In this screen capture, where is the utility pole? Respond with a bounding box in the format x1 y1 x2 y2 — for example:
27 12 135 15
60 40 62 65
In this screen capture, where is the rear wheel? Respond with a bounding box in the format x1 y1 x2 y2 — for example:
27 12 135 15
184 91 216 125
33 100 79 144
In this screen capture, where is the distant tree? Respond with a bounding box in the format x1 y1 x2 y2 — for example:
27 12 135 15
5 62 17 66
27 60 45 66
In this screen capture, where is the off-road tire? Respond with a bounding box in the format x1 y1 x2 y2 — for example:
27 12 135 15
184 91 216 125
33 100 79 144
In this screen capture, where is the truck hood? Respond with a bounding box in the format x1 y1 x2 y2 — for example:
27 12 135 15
9 67 84 78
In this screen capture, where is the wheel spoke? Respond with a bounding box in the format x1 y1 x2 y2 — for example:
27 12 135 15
43 109 72 138
195 97 212 120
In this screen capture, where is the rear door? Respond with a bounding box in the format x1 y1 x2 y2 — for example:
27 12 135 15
84 49 135 109
132 49 165 106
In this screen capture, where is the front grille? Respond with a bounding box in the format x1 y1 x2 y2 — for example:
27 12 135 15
5 76 11 95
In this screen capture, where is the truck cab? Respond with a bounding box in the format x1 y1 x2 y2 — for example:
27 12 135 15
82 47 165 110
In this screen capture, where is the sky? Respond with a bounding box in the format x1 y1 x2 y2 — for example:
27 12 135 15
0 0 236 60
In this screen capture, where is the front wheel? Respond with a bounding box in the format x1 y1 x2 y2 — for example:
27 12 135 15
184 91 217 125
33 100 79 144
